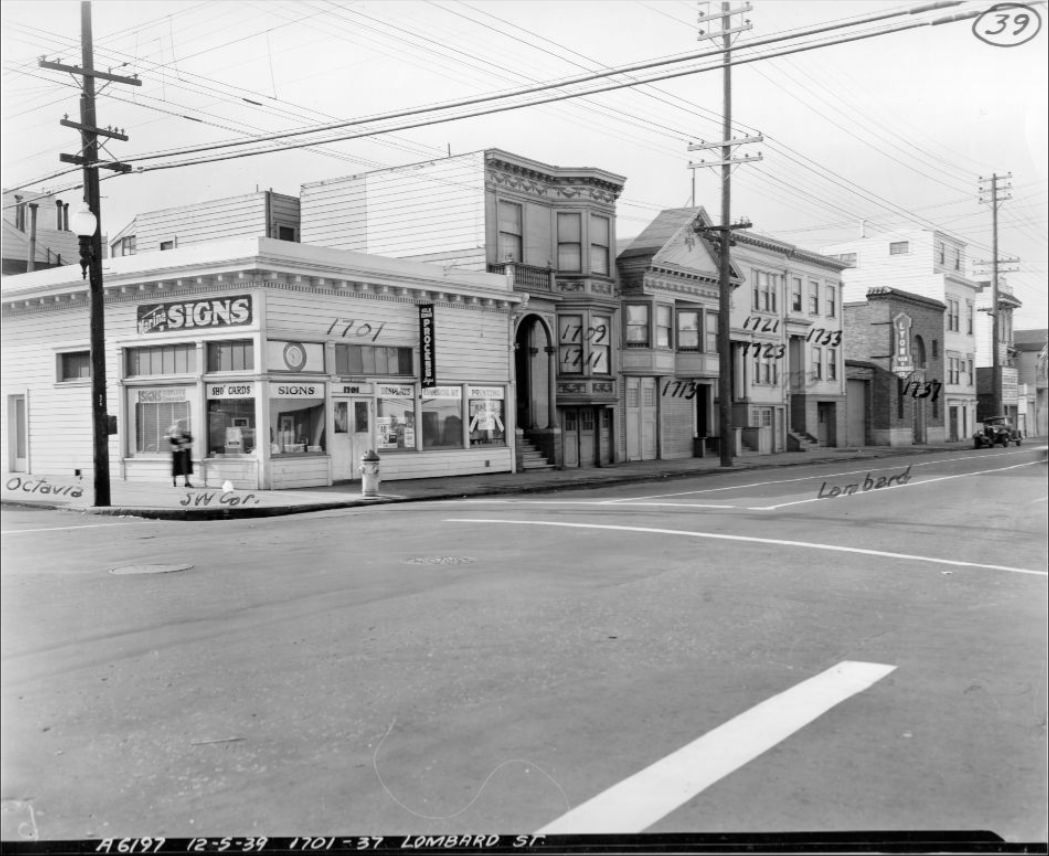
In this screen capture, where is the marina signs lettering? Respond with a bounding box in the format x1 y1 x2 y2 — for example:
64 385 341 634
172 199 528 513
137 295 253 334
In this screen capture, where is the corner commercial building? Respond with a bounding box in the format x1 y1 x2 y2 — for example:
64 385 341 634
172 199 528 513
2 237 521 489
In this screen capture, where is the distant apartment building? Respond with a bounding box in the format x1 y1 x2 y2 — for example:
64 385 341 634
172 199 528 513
823 228 980 441
973 276 1024 425
2 188 81 275
1013 329 1047 436
108 189 301 257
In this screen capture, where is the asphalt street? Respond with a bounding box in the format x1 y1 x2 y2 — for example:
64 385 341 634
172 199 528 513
2 446 1046 842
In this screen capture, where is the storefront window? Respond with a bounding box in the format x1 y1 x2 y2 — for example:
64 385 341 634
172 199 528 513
468 387 506 446
422 386 463 449
131 387 191 455
207 340 253 372
268 382 325 454
126 343 196 376
207 393 255 457
376 385 416 451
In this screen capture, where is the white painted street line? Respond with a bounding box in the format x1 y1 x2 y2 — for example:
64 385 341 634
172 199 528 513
459 499 738 509
448 519 1048 577
751 460 1039 510
0 522 146 535
536 660 896 834
598 449 1031 503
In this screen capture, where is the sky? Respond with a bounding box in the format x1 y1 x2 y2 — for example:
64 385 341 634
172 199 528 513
2 0 1046 327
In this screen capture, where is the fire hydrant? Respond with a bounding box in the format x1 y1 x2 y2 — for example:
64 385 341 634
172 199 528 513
360 449 381 499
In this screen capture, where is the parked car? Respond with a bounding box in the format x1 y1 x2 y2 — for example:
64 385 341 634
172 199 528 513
973 416 1022 448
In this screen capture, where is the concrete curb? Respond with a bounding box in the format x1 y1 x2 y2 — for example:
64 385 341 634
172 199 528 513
3 442 1007 521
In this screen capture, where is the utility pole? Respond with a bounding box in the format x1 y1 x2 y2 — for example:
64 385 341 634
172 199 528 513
976 173 1014 419
689 1 761 468
40 1 139 507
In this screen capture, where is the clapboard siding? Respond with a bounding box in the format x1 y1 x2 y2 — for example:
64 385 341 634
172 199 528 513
823 231 974 305
300 153 486 257
428 305 510 381
264 289 420 347
135 192 298 252
377 448 511 480
263 292 510 382
270 456 331 489
0 302 120 476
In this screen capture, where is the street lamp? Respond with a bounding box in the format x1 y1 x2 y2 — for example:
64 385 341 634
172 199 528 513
73 199 111 507
71 202 97 279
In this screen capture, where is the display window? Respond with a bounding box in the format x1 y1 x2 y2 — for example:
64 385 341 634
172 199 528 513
422 386 464 449
267 382 326 454
376 384 416 451
130 386 192 456
468 387 506 447
207 399 256 457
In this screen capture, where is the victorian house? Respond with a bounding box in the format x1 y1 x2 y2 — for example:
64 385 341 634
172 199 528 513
617 208 847 459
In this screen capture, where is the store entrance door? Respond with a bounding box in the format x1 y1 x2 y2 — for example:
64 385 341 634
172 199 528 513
562 406 607 468
331 398 372 481
7 395 26 472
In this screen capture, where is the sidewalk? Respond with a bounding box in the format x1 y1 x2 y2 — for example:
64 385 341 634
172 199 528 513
2 439 1039 521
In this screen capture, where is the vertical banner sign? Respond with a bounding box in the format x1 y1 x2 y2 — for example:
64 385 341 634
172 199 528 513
419 304 437 388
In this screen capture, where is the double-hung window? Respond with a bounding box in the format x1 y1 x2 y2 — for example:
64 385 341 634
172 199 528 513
557 213 582 272
947 299 960 332
825 285 836 318
791 277 803 312
498 201 523 263
677 310 701 351
590 215 610 275
753 271 777 312
655 305 672 348
809 280 820 315
625 305 650 347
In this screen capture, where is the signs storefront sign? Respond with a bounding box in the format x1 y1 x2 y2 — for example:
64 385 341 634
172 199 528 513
419 304 436 388
269 382 325 398
137 295 253 334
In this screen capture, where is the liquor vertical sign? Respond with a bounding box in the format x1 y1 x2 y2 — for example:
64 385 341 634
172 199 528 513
419 304 437 388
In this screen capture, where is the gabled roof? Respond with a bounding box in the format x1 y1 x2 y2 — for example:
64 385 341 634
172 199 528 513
617 207 712 260
1014 329 1048 351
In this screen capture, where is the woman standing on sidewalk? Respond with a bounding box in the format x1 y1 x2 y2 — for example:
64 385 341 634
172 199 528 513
167 420 194 488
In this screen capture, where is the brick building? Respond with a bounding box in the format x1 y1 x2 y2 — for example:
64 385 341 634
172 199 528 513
844 287 947 446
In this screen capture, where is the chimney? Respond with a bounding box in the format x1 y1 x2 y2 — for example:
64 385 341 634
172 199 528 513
859 219 867 239
27 203 38 272
56 199 64 229
15 195 25 231
62 201 70 231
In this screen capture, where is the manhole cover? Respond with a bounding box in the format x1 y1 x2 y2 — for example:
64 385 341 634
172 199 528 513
403 556 476 566
109 563 193 576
